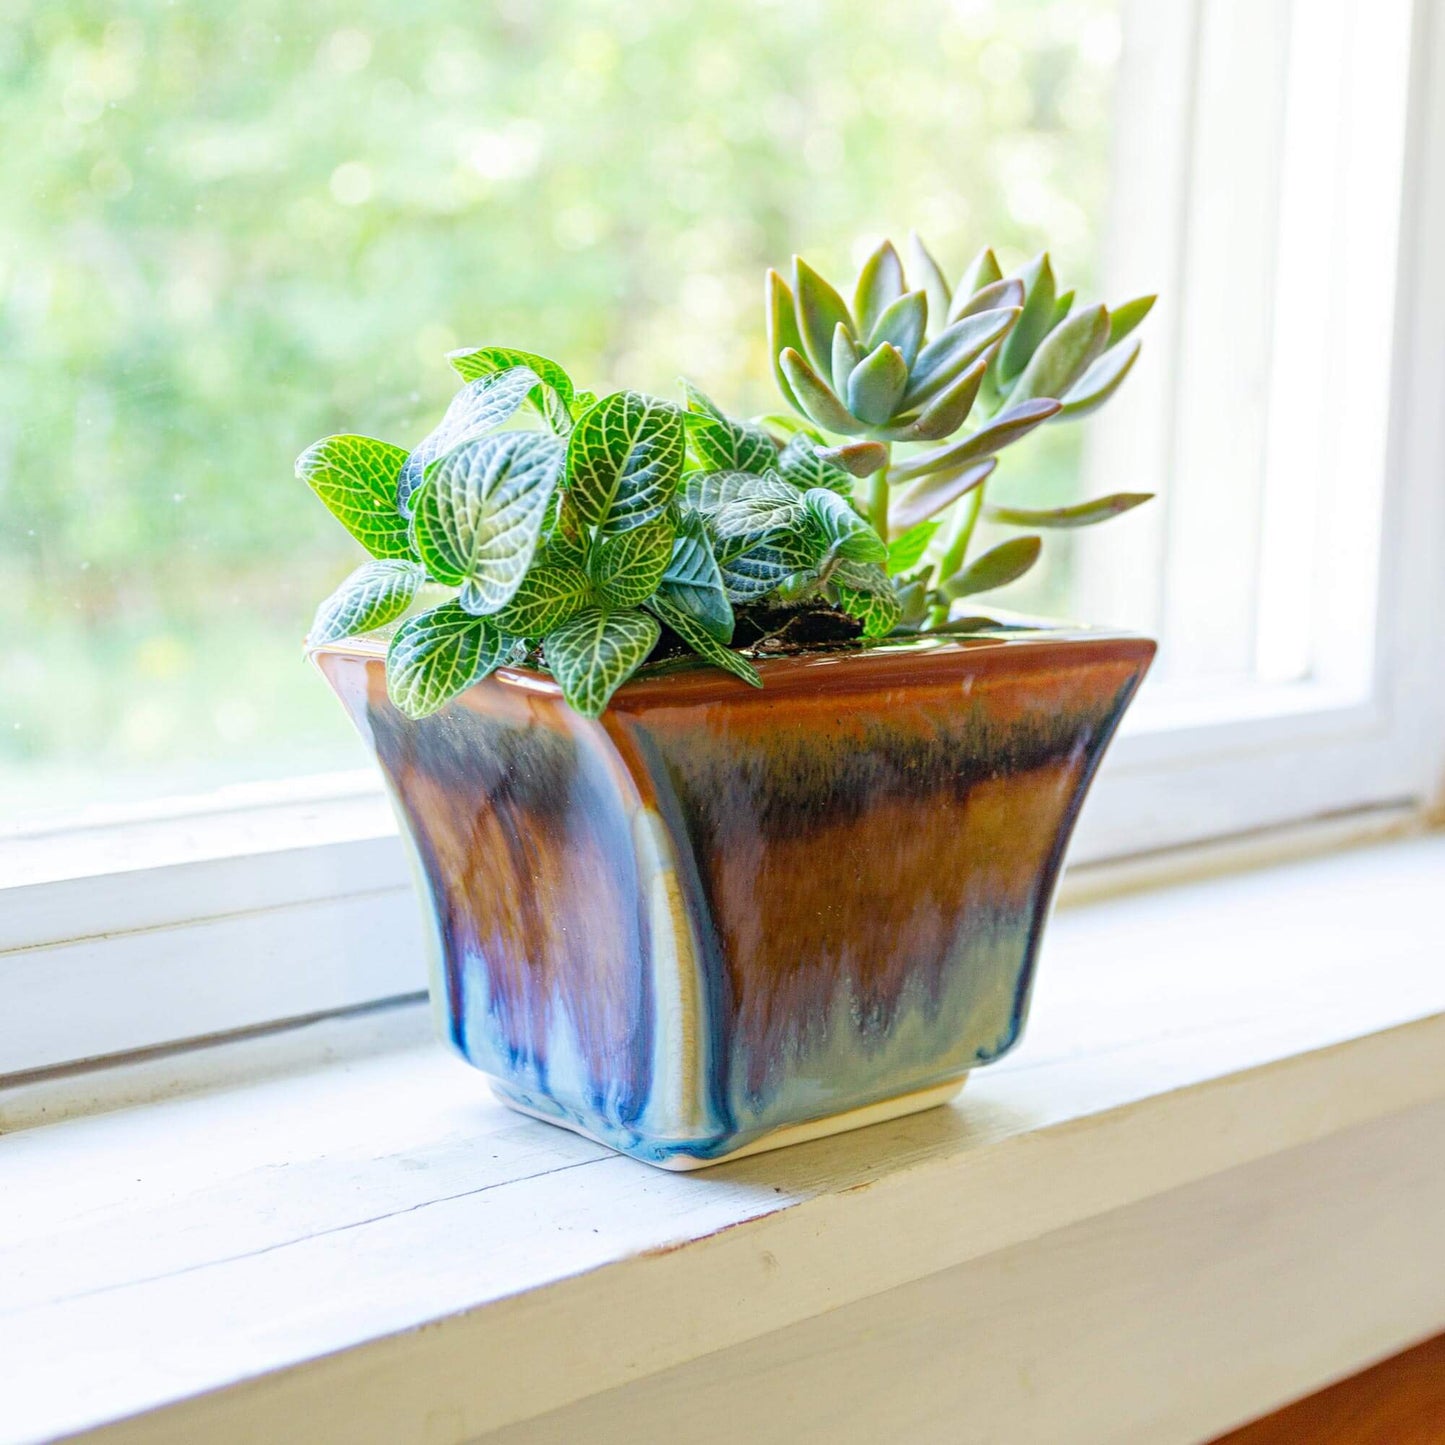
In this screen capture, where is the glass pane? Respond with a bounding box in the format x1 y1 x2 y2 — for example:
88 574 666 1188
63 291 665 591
2 0 1121 828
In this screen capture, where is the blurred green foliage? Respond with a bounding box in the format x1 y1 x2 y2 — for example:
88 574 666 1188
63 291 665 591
0 0 1118 820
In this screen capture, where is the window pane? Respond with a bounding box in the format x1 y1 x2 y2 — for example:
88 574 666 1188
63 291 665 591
2 0 1121 827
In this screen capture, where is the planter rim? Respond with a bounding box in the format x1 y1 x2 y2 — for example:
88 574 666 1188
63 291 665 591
309 620 1156 710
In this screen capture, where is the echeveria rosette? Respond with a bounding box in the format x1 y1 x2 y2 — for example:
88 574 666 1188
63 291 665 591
765 234 1155 620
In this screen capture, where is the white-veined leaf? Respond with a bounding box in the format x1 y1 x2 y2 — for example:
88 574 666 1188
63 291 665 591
296 435 412 560
447 346 576 434
681 381 776 474
660 512 732 641
542 607 660 717
589 513 675 607
775 433 855 494
803 488 887 564
646 594 761 688
567 392 685 536
486 561 594 636
834 576 903 637
398 368 539 514
385 602 507 719
412 431 566 612
309 559 425 644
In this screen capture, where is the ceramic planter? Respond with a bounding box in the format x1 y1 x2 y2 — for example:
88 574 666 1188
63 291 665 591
313 628 1153 1169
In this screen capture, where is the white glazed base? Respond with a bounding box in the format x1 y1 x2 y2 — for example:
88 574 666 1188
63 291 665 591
496 1075 969 1171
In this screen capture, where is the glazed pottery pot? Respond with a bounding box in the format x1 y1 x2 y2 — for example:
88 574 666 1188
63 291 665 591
313 627 1153 1169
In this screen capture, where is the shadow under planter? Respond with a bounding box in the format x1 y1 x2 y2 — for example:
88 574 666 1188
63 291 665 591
314 628 1154 1169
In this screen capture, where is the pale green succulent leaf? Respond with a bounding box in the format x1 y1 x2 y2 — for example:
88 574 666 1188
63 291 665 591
948 247 1003 321
907 233 953 339
779 348 867 434
447 346 576 434
645 594 762 687
997 254 1058 382
1007 303 1109 406
890 459 997 534
845 343 908 426
385 602 507 719
792 256 855 374
901 307 1018 410
776 433 855 494
1058 339 1141 419
681 380 777 474
296 435 413 560
766 269 807 413
831 322 862 396
987 492 1154 529
887 353 988 443
398 367 539 515
589 512 676 606
943 535 1042 598
885 519 940 575
309 559 426 644
853 239 906 338
1047 289 1075 334
817 440 889 478
868 289 928 369
543 606 660 718
804 487 887 564
486 560 594 635
889 400 1061 483
411 431 566 610
1108 295 1156 347
952 276 1024 323
567 391 686 536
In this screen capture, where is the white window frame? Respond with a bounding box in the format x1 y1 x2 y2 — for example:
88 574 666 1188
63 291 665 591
4 0 1445 1076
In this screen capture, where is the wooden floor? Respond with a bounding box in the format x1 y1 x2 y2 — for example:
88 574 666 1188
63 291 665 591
1211 1333 1445 1443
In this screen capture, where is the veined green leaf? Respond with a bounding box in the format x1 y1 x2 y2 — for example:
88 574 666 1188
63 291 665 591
589 512 676 607
1058 338 1141 418
1108 295 1156 347
681 380 776 474
997 254 1057 383
831 322 862 397
487 560 593 635
412 431 566 610
987 492 1154 529
385 602 506 719
948 247 1003 321
448 346 576 434
296 435 412 560
682 468 792 515
661 510 733 641
793 256 855 375
543 607 660 717
398 368 539 515
853 239 906 338
901 308 1018 410
710 481 806 540
766 269 807 413
309 559 426 644
907 232 953 339
804 488 887 564
567 391 685 536
817 440 889 478
845 343 908 426
645 593 761 688
890 459 996 534
835 577 903 637
868 289 928 369
776 433 855 494
885 520 939 575
942 535 1042 598
1008 303 1109 406
779 348 866 435
889 400 1061 483
718 537 817 601
570 388 600 417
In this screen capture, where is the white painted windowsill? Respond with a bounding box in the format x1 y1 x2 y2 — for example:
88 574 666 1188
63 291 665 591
3 836 1444 1445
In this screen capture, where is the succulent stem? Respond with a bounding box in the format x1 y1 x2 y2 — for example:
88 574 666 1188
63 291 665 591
867 452 891 539
928 484 986 627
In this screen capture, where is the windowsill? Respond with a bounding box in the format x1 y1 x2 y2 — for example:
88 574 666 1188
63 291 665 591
3 836 1444 1444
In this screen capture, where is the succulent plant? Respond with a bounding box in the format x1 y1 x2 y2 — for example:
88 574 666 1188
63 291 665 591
767 235 1154 624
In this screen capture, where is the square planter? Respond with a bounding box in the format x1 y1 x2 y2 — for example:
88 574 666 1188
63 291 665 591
314 628 1153 1168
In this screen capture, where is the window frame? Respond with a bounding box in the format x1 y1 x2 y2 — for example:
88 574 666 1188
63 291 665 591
5 0 1445 1077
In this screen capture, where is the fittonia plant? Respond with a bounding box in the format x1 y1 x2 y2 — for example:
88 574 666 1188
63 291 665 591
300 237 1153 719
